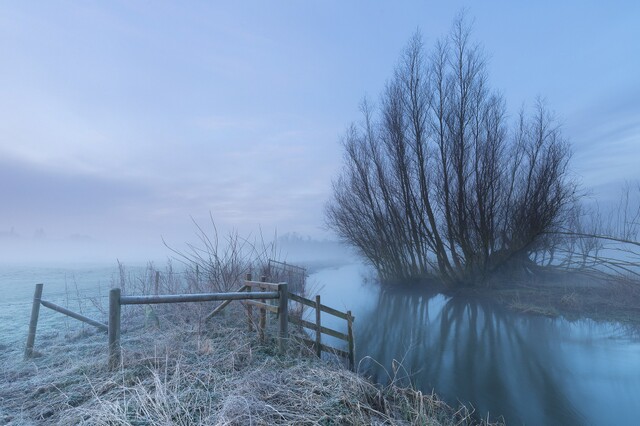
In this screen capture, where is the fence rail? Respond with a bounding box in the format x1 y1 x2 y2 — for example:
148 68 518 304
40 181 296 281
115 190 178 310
107 280 288 369
267 259 306 295
24 283 107 358
119 291 278 305
289 293 350 320
289 293 355 369
24 272 355 371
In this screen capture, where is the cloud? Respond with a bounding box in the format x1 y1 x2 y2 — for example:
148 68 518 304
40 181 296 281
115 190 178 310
568 93 640 197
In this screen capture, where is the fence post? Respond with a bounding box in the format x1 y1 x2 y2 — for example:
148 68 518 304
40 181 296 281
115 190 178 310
246 273 253 331
347 311 355 371
259 275 267 342
24 283 44 359
315 295 322 357
277 282 288 354
154 271 160 295
108 288 121 370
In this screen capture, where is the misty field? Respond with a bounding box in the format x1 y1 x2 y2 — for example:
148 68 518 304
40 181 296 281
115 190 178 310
0 263 494 426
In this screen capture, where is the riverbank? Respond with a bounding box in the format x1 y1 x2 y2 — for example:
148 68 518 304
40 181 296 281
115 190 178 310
0 306 499 425
456 274 640 328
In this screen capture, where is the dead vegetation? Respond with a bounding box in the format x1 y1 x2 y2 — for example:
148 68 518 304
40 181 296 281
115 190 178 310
1 222 501 425
1 301 499 425
468 273 640 327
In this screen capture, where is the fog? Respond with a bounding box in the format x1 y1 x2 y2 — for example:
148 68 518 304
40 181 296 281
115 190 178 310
1 3 640 424
1 2 639 266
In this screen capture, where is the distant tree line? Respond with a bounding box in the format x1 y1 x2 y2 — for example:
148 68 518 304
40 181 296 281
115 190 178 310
326 18 579 286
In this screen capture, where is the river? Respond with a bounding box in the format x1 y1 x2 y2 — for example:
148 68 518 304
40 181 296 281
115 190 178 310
310 263 640 425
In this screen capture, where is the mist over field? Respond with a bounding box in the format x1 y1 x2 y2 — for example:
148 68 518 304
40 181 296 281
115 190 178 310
1 2 640 425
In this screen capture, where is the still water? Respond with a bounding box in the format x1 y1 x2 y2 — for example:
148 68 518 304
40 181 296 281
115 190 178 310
311 263 640 425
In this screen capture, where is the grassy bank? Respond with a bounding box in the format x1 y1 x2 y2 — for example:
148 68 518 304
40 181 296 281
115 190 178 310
459 274 640 328
1 305 498 425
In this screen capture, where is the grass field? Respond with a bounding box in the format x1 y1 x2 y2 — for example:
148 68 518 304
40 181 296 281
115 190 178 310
1 299 500 425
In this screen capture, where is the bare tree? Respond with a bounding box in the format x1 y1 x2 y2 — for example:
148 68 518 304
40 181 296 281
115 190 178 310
326 18 576 287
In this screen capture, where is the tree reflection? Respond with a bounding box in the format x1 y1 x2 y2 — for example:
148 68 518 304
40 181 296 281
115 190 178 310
356 288 585 425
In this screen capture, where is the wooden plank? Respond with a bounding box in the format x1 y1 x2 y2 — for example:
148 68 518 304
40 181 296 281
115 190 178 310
289 293 315 308
245 299 279 313
268 259 307 272
347 310 355 371
258 277 267 342
108 288 121 370
290 293 352 321
278 283 288 353
24 283 43 359
315 295 321 358
120 291 278 305
319 303 351 320
40 300 108 332
244 280 280 290
205 285 249 320
300 337 349 359
289 317 349 341
246 274 253 332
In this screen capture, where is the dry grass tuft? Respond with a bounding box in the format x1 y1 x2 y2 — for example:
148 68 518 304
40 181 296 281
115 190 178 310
1 306 497 425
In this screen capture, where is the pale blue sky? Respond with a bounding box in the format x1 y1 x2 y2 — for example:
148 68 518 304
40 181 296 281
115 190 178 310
1 1 639 262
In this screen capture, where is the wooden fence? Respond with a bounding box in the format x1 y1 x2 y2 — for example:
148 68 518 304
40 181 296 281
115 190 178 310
24 283 108 358
107 281 288 369
25 275 355 371
288 293 355 370
206 274 355 369
267 259 306 295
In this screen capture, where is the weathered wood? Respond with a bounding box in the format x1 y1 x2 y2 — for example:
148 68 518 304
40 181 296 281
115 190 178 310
119 291 278 305
300 337 350 359
24 283 43 359
319 303 350 320
40 300 108 332
205 285 249 320
242 299 279 313
269 259 307 272
244 280 280 290
289 293 350 320
154 271 160 295
347 310 355 371
315 295 322 357
108 288 121 370
288 317 349 341
277 283 288 353
259 276 267 342
289 292 314 307
246 273 253 332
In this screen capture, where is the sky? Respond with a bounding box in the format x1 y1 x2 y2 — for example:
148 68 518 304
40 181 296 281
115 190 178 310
1 1 639 263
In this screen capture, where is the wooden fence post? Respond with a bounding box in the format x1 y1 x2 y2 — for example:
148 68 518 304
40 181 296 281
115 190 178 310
315 295 322 357
24 283 44 359
108 288 121 370
246 273 253 331
259 275 267 342
347 311 355 371
154 271 160 295
277 282 288 354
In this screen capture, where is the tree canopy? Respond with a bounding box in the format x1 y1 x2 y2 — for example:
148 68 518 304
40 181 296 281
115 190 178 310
326 19 576 286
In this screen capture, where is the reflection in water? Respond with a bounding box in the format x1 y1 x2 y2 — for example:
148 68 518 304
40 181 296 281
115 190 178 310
312 263 640 425
358 288 588 425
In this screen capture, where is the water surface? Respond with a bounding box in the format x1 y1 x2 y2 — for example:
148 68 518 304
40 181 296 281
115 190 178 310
311 263 640 425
